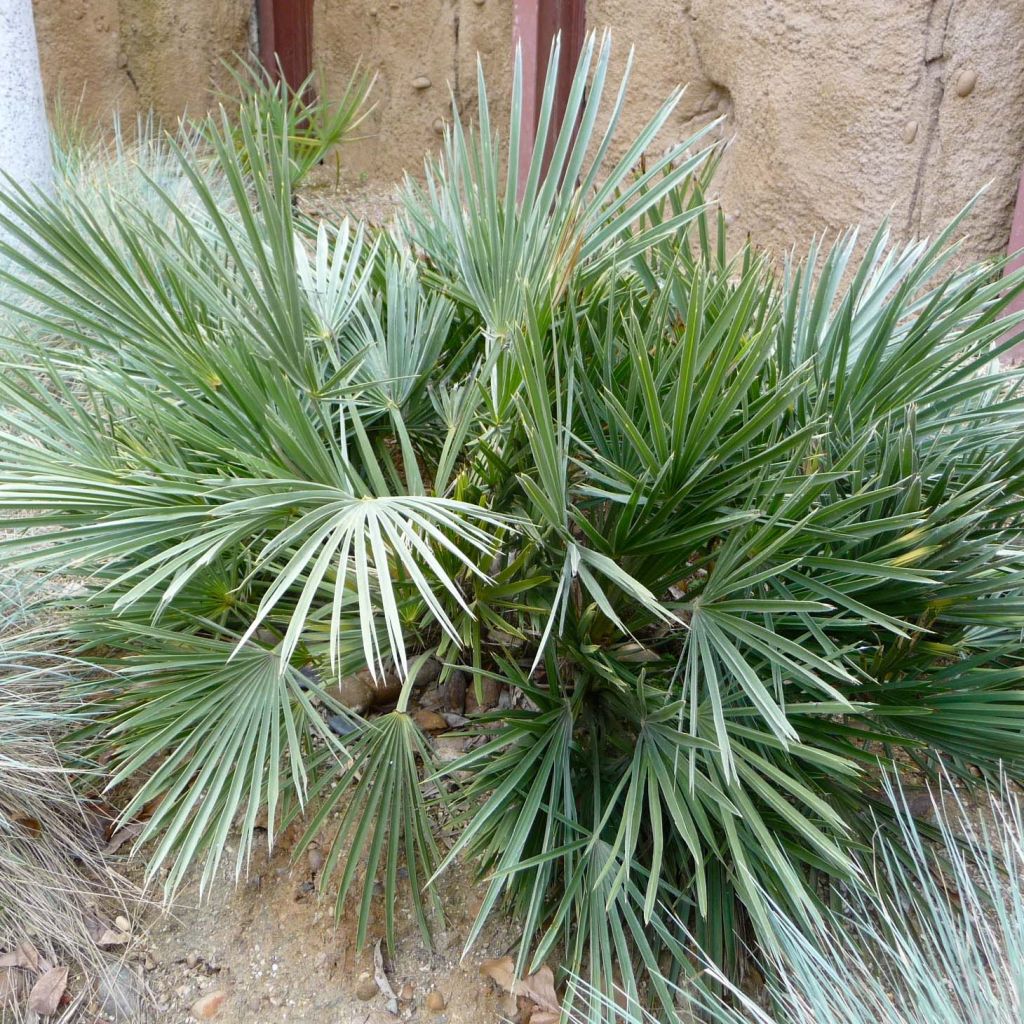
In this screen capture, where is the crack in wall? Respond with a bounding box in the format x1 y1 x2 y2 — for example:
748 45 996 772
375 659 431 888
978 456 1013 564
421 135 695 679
905 0 955 238
451 2 461 113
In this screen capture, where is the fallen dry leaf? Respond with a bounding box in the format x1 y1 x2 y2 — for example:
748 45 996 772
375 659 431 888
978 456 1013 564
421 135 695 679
479 955 516 992
481 958 560 1016
373 939 399 1016
27 965 68 1016
95 929 130 948
103 821 143 855
0 942 48 973
513 966 559 1013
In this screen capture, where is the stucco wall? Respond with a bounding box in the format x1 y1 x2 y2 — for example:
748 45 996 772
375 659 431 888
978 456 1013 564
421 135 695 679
30 0 1024 260
313 0 513 182
32 0 252 126
590 0 1024 260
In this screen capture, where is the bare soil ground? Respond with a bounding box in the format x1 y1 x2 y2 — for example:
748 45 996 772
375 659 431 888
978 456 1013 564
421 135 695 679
297 167 401 229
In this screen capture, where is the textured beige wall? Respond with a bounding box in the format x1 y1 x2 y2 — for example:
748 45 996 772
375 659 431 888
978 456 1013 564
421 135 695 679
33 0 252 126
30 0 1024 259
590 0 1024 260
313 0 513 181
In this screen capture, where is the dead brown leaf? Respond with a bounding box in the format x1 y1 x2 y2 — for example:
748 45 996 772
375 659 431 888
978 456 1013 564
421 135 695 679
372 939 399 1016
27 965 68 1016
481 958 560 1017
0 942 48 973
480 955 516 992
513 966 559 1013
103 821 143 855
95 929 130 947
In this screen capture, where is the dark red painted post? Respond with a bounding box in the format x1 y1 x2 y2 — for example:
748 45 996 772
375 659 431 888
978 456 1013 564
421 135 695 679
257 0 314 91
513 0 586 187
1004 168 1024 365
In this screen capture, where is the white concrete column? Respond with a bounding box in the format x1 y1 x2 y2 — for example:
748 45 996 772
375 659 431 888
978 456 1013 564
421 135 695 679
0 0 52 193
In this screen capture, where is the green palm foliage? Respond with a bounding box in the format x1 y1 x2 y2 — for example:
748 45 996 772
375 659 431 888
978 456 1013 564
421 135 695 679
215 61 375 188
584 777 1024 1024
2 32 1024 1020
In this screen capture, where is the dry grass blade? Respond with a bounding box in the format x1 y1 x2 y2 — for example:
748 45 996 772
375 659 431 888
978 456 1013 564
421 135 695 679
0 577 139 1018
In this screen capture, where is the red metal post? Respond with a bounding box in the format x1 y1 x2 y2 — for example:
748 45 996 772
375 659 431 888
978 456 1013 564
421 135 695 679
513 0 586 187
257 0 314 91
1004 168 1024 365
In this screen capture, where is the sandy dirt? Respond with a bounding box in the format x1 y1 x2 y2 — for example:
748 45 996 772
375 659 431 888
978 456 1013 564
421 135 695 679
128 820 523 1024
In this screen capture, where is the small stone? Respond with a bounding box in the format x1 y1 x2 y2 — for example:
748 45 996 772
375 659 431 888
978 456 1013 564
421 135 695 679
185 952 199 969
114 915 131 933
327 670 373 713
327 713 358 736
425 989 446 1012
307 845 324 873
479 678 502 708
414 656 442 688
329 667 402 712
412 75 432 90
356 977 380 1001
955 68 977 97
399 982 414 1001
298 663 321 689
433 117 446 135
191 989 228 1020
413 709 448 732
902 119 919 144
366 670 402 705
433 735 466 763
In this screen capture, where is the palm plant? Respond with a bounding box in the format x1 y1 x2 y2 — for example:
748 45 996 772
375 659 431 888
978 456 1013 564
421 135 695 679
214 60 375 188
581 776 1024 1024
1 30 1024 1020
